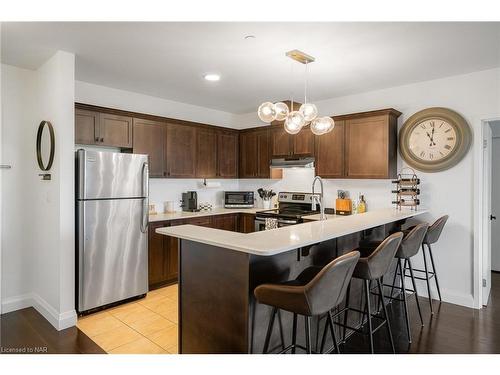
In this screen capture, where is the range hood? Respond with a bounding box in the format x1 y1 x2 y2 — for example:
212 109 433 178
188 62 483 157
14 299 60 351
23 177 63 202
270 157 315 169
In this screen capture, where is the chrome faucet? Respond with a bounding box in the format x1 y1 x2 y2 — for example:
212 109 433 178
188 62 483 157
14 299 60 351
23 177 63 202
312 176 327 220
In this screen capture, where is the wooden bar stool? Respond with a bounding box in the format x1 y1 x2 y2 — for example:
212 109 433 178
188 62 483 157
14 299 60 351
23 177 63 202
254 251 360 354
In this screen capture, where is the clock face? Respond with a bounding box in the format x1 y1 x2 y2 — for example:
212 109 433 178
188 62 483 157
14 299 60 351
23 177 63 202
408 119 457 162
399 107 472 172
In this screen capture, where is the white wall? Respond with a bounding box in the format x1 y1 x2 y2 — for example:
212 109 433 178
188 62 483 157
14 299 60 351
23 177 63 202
1 65 37 307
1 51 76 330
239 67 500 307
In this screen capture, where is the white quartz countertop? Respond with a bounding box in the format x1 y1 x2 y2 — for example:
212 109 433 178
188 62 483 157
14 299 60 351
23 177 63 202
149 207 265 222
156 207 428 256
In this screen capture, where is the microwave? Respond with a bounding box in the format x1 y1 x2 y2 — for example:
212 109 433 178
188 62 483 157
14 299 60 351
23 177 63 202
224 191 255 208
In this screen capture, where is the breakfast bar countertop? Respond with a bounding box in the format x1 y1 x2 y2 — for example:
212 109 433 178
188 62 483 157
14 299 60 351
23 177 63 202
156 207 428 256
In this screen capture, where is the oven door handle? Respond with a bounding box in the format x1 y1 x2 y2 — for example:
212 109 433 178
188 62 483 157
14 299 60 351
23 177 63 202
277 219 298 225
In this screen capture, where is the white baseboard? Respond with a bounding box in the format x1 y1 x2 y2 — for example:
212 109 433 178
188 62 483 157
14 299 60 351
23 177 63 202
1 292 77 330
411 279 475 308
1 293 33 313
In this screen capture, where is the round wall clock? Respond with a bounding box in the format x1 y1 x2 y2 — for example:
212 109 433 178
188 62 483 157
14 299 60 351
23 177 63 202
398 107 472 172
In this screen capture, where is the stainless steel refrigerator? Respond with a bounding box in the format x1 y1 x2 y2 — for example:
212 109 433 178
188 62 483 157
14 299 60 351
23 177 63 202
76 149 149 313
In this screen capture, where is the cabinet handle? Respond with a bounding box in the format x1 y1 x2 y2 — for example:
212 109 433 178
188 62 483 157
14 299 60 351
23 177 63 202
100 137 104 143
95 137 99 142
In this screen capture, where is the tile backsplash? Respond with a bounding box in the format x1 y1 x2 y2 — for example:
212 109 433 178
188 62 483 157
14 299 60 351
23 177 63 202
149 168 393 213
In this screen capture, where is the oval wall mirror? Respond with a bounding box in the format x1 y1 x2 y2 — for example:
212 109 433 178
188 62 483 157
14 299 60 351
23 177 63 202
36 120 55 171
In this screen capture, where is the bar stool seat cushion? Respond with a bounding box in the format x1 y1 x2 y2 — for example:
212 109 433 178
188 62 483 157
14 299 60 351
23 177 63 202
255 252 360 317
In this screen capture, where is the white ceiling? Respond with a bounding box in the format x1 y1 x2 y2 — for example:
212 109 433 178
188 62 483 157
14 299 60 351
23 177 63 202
2 22 500 114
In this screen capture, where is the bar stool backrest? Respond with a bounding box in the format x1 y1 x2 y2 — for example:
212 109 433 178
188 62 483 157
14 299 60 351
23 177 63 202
361 232 404 280
304 251 360 316
397 223 429 258
425 215 449 245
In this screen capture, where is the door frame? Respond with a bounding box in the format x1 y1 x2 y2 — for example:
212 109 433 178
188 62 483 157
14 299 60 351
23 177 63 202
474 116 500 309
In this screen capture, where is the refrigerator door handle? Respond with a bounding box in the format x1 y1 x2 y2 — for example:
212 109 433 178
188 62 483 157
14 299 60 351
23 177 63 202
140 162 149 233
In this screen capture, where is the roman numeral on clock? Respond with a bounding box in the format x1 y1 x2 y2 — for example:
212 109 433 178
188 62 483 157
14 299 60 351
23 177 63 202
444 145 452 150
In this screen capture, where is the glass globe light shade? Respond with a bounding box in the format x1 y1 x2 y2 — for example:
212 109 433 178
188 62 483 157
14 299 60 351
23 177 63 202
324 117 335 133
311 116 334 135
284 111 306 134
257 102 276 123
274 102 289 121
299 103 318 122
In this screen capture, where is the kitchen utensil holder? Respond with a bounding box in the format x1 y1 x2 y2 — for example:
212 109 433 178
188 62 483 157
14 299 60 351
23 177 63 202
392 168 420 210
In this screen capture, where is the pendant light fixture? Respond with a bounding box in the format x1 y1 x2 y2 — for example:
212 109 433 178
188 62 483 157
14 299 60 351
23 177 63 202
257 49 334 135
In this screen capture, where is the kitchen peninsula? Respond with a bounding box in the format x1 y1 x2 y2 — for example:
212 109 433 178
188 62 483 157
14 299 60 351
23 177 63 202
157 207 427 353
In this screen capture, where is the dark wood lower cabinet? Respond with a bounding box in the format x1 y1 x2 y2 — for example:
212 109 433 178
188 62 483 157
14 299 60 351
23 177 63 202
149 213 254 289
238 213 255 233
148 222 172 289
212 214 238 232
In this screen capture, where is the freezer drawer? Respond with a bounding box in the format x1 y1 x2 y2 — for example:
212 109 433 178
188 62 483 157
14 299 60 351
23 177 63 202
78 198 148 312
76 149 148 200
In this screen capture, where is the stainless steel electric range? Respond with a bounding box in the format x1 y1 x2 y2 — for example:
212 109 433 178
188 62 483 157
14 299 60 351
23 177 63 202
254 192 320 231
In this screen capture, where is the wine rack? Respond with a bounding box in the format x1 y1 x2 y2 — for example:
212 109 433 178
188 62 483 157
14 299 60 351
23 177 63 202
392 168 420 210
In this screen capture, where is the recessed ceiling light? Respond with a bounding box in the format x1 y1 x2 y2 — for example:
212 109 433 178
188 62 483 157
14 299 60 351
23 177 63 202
204 73 220 82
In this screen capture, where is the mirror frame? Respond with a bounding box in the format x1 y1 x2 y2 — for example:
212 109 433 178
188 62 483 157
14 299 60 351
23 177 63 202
36 120 55 171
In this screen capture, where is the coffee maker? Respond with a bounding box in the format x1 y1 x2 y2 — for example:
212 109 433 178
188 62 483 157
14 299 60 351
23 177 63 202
181 191 198 212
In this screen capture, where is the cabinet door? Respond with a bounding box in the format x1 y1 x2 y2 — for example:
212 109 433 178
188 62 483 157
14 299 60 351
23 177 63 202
239 131 258 178
217 131 238 178
315 120 345 178
166 123 197 178
238 213 255 233
148 222 169 288
133 118 166 178
213 214 238 232
256 129 270 178
345 115 392 178
99 113 133 148
75 109 99 145
292 126 314 157
271 127 292 157
166 235 178 281
196 128 217 178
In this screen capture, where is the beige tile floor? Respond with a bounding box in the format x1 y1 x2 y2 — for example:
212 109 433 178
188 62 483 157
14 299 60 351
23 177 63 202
77 284 179 354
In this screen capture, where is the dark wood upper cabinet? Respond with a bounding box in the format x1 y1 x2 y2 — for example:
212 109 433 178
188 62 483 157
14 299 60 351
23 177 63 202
166 123 197 178
239 131 258 178
99 113 133 148
344 111 399 179
196 128 217 178
75 109 99 145
271 125 313 158
271 127 292 157
239 128 270 178
133 118 166 178
255 129 270 178
292 126 314 157
217 131 238 178
315 120 345 178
